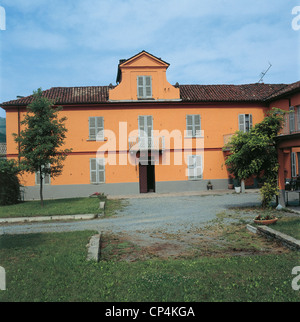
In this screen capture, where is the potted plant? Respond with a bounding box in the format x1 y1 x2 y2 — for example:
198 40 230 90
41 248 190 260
253 213 278 225
228 176 234 189
207 180 213 190
233 178 241 193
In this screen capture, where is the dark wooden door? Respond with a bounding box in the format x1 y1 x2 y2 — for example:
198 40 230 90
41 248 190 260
139 156 155 193
139 164 148 193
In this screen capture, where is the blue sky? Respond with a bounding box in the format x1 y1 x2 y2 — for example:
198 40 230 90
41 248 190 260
0 0 299 118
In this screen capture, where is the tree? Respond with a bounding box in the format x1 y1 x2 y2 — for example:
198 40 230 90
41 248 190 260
0 159 21 205
14 88 71 206
224 108 286 208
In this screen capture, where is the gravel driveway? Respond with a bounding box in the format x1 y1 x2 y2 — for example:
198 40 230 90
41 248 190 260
3 191 289 259
0 191 261 236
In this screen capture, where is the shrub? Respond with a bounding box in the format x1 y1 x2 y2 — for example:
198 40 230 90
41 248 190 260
259 178 278 208
0 159 22 205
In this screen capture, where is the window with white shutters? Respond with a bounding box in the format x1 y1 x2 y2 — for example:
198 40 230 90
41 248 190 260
137 76 152 99
90 158 105 184
35 164 51 185
89 117 104 141
186 115 201 137
187 155 203 180
238 114 252 133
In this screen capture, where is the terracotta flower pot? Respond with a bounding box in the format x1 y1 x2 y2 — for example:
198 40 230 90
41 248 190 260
253 218 278 225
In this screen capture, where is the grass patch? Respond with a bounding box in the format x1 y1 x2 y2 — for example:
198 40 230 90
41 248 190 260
0 197 126 218
0 231 299 302
271 217 300 240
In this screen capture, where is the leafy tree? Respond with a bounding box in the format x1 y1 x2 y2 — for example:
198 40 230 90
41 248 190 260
0 159 21 205
14 88 71 206
224 108 286 208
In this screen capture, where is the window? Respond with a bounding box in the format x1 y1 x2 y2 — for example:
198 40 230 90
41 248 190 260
138 115 153 149
35 164 51 185
289 107 295 133
137 76 152 99
239 114 252 133
89 117 104 141
138 115 153 137
186 114 201 137
187 155 203 180
291 152 296 178
90 158 105 184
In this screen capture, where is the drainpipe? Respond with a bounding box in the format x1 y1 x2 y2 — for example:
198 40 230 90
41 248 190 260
18 107 20 163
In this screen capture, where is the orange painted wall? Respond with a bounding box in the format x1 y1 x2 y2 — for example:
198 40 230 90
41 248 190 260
5 102 267 187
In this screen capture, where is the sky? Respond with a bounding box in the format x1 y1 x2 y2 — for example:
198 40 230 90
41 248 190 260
0 0 299 118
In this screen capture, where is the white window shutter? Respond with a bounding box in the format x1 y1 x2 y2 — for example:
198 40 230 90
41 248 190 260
186 115 193 137
145 76 152 97
195 155 202 179
194 115 201 137
90 158 97 184
98 158 105 183
239 114 245 132
147 115 153 137
89 117 96 140
138 116 146 137
35 164 51 185
137 76 152 98
36 171 40 185
96 117 104 141
137 76 144 98
249 114 253 130
187 155 194 180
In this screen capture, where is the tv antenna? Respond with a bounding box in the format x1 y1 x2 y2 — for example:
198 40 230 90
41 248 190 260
257 62 272 83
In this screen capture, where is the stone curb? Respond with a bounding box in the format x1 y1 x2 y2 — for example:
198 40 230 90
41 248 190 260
0 214 97 224
86 233 102 262
247 224 300 251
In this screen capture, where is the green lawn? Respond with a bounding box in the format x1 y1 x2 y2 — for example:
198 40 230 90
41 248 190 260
0 231 299 302
0 197 125 218
271 217 300 240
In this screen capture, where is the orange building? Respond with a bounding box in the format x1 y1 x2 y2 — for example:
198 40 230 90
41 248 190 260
1 51 299 201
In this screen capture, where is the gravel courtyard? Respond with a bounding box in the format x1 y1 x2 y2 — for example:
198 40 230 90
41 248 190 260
1 191 289 259
1 191 261 236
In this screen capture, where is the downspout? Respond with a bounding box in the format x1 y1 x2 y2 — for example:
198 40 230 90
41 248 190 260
18 107 20 163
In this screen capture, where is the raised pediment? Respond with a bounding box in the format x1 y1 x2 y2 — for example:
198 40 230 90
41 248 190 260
109 51 180 102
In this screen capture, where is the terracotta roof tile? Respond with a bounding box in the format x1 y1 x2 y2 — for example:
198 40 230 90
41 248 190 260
0 83 294 107
179 83 287 102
